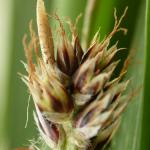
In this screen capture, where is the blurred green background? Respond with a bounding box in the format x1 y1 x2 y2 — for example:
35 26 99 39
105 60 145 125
0 0 149 150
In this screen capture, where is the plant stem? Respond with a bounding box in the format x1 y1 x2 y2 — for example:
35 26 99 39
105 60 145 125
62 121 78 150
81 0 98 50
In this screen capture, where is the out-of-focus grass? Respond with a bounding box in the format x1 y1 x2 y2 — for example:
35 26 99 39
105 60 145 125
0 0 148 149
0 0 14 149
3 0 37 148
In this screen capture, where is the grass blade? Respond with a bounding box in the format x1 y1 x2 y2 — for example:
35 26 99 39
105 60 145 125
140 0 150 149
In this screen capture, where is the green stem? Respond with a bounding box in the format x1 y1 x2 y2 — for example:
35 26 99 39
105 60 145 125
81 0 98 50
65 140 77 150
62 121 78 150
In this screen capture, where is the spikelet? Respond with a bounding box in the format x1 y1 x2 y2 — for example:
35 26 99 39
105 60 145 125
21 0 131 149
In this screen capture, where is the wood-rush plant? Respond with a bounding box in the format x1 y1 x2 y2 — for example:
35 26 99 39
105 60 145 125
21 0 132 149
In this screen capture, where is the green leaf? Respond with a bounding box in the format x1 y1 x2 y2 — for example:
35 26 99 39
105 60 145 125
140 0 150 149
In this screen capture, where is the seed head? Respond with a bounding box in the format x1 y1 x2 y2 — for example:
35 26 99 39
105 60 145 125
21 0 131 149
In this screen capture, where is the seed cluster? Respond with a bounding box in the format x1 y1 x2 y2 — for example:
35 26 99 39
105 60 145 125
21 0 130 149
